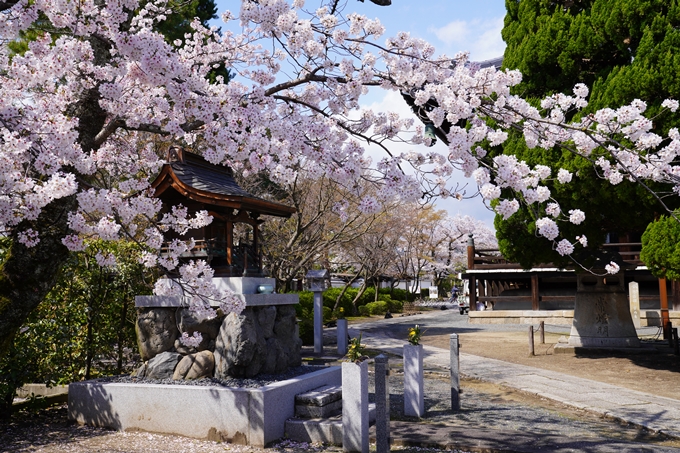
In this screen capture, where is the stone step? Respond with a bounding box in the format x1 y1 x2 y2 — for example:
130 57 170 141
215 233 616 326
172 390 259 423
285 403 376 445
294 385 342 418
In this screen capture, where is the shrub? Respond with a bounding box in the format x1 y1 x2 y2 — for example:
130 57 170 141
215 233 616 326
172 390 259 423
358 305 370 317
387 299 403 313
323 287 354 315
297 317 313 346
294 291 313 318
323 306 333 323
364 301 389 315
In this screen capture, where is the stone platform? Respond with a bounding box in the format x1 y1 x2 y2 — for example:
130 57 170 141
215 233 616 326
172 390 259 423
68 366 341 447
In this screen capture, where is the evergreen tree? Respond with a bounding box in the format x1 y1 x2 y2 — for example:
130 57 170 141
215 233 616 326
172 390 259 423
494 0 680 268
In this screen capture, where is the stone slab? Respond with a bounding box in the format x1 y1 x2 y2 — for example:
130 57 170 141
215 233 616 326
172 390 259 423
135 293 298 308
295 385 342 406
285 403 376 446
295 399 342 418
68 366 340 447
16 384 69 398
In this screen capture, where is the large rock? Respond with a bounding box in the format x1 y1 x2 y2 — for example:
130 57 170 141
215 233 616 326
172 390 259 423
274 305 302 369
178 308 222 341
136 308 179 361
173 351 215 380
214 308 266 378
214 305 302 378
146 351 182 380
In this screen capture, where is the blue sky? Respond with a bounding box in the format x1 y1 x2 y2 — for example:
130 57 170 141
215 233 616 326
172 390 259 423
211 1 509 226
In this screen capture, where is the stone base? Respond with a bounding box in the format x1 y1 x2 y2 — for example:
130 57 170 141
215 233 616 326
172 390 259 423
568 274 640 349
554 342 660 355
68 366 341 447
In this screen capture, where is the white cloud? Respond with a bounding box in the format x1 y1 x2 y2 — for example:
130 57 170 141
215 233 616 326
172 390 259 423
431 20 470 44
358 90 494 227
430 17 506 62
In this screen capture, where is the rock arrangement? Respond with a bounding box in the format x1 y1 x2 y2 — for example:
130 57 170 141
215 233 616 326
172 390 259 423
134 305 302 380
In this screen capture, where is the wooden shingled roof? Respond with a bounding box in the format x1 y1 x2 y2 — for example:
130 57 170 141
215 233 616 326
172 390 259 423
151 148 296 218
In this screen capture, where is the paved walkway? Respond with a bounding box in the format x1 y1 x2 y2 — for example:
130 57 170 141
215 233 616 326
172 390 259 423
346 311 680 447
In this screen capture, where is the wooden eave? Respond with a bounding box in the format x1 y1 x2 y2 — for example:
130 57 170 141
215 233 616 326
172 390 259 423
151 165 296 218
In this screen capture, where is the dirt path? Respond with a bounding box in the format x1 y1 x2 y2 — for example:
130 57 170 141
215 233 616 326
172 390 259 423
423 330 680 401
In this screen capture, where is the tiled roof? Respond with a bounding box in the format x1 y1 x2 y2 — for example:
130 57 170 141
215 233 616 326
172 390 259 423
170 160 254 198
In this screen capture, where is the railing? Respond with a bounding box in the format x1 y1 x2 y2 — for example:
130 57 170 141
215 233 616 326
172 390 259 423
468 242 644 270
160 238 262 276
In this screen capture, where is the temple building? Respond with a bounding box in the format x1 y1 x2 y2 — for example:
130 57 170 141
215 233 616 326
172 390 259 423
150 147 295 277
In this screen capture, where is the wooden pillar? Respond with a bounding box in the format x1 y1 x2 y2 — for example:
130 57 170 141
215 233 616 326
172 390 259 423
226 220 233 267
253 223 260 273
466 234 475 270
531 274 540 311
659 278 671 340
469 276 477 311
673 280 680 311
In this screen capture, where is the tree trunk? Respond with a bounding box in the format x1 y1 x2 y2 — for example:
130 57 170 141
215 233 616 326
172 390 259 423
351 284 368 316
0 196 75 358
332 270 363 312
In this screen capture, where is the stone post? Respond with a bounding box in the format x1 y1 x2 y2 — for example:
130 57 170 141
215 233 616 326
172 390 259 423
403 344 424 417
342 361 369 453
629 281 641 329
450 334 460 411
337 319 348 356
374 355 390 453
313 290 323 354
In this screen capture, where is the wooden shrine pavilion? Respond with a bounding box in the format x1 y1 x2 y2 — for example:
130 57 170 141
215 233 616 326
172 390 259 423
150 147 296 277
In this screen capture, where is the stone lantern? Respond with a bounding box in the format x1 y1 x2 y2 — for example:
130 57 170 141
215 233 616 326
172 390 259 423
306 269 330 354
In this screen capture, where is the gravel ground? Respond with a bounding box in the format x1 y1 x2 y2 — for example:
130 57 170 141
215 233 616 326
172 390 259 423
95 365 326 388
370 359 679 448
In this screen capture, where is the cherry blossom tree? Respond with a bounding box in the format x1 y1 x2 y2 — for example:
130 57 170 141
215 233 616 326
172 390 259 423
426 213 497 288
2 0 680 355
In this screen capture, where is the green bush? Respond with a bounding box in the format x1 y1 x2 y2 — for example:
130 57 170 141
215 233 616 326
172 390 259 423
364 301 389 315
358 305 370 317
323 306 333 323
297 318 313 346
322 287 354 315
379 287 416 302
387 299 403 313
294 291 313 318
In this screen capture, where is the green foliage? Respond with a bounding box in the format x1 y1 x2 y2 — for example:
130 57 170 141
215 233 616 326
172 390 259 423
323 287 354 316
380 287 417 302
292 287 408 344
497 0 680 267
345 334 367 363
358 287 376 306
387 299 404 313
0 240 156 413
641 213 680 280
363 301 389 316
